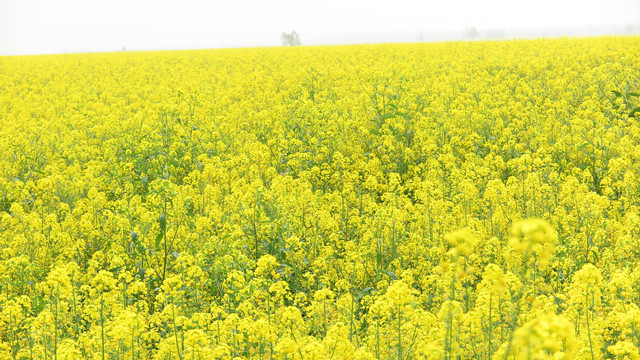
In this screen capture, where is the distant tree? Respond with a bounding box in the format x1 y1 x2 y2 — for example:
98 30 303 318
281 31 302 46
464 27 479 39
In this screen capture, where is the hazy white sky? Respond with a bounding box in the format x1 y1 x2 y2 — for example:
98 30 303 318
1 0 639 55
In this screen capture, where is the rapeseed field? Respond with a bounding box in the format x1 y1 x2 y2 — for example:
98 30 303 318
1 36 640 359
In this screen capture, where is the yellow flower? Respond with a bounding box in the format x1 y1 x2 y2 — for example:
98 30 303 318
608 341 640 360
444 228 477 257
573 263 603 291
269 280 290 302
509 219 556 269
504 313 576 359
313 288 335 302
90 270 117 295
278 305 304 328
255 254 279 278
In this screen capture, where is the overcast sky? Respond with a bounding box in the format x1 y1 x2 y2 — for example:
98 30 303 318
1 0 639 55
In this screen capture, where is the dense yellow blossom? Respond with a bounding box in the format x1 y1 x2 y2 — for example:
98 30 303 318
499 313 576 359
1 36 640 358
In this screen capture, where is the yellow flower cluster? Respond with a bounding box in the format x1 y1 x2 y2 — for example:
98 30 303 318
1 36 640 358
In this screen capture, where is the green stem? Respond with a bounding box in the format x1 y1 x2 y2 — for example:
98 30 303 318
100 294 105 360
173 301 183 360
397 305 403 360
488 293 493 358
586 289 595 360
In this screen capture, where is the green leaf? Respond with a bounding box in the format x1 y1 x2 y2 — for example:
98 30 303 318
158 213 167 232
577 142 591 151
155 232 163 251
630 107 640 117
33 294 46 314
611 90 623 97
387 271 398 280
356 287 375 303
628 92 640 97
